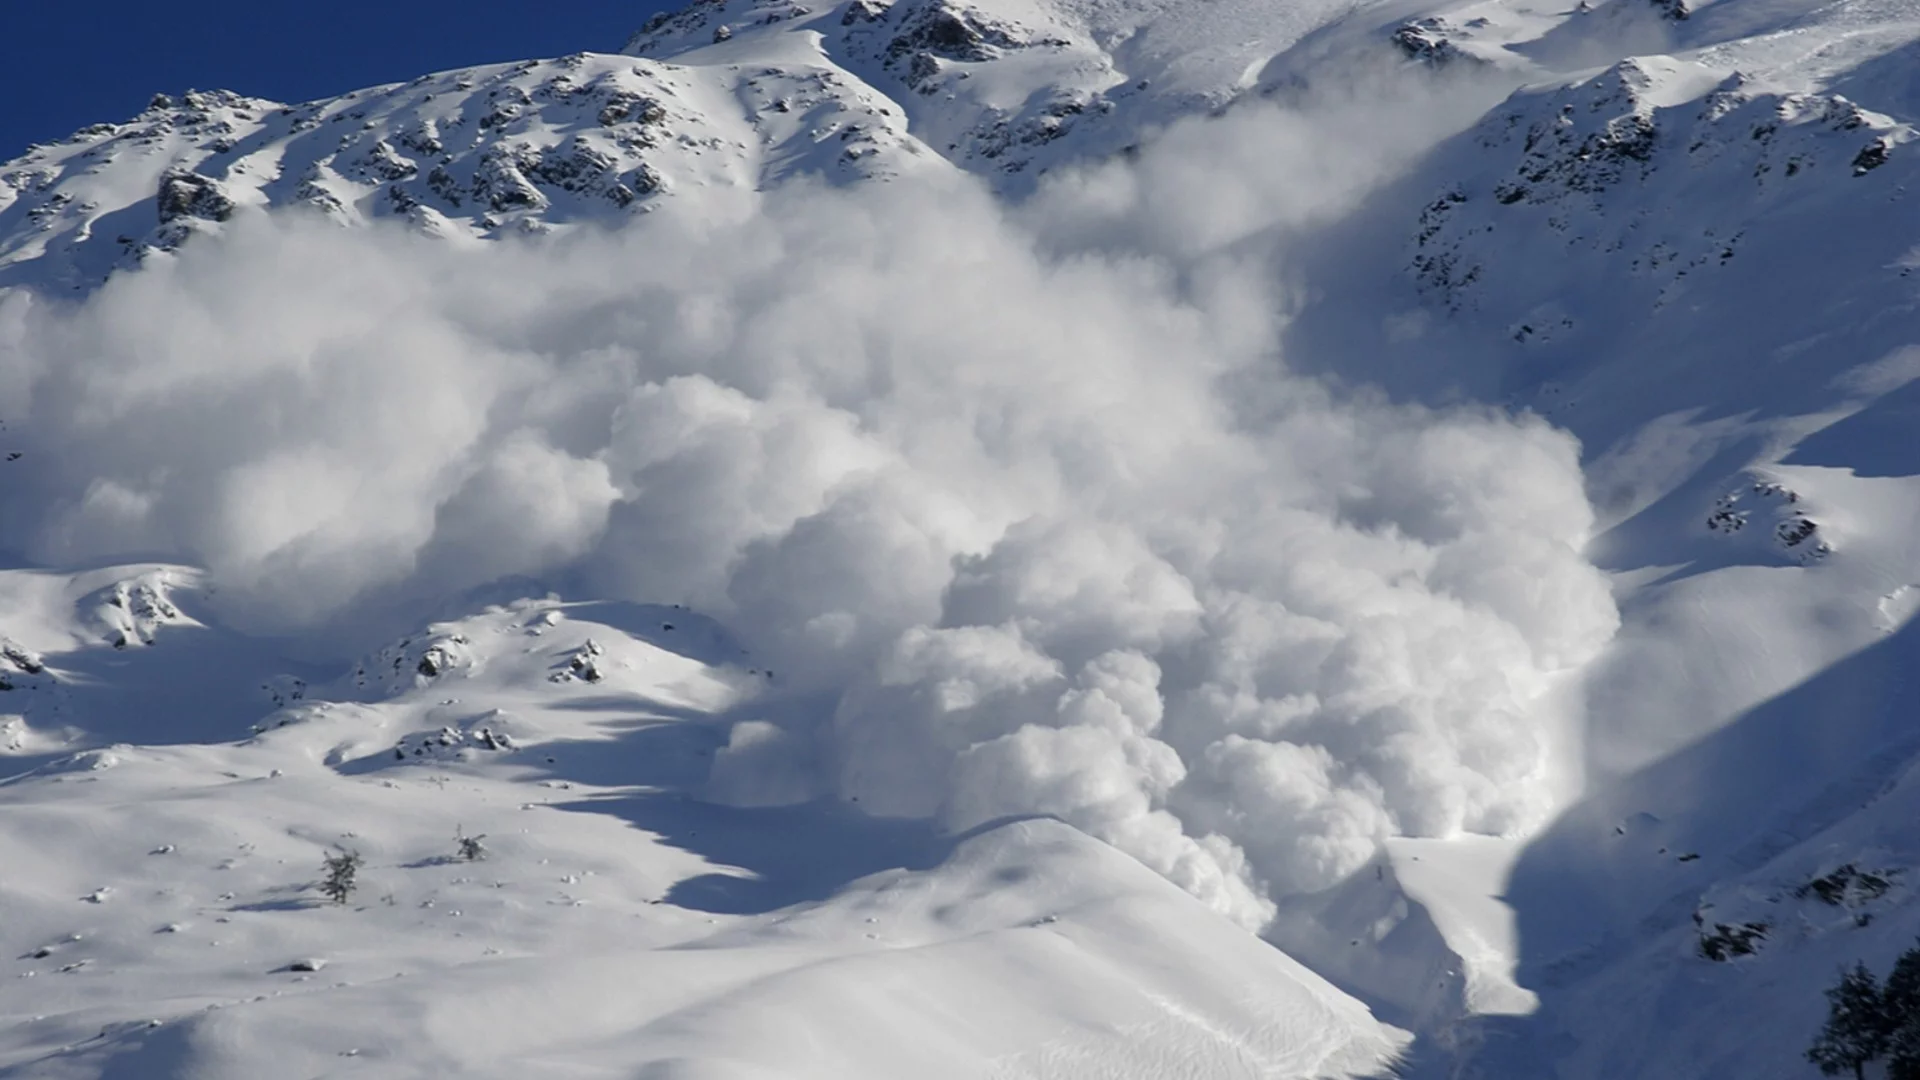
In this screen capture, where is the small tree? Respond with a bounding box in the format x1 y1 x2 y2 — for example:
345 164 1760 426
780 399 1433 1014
320 849 363 905
1887 946 1920 1080
1895 1023 1920 1080
456 829 487 862
1810 963 1891 1079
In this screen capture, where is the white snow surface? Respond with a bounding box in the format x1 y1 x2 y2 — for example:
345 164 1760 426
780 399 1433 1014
2 0 1920 1075
0 581 1406 1078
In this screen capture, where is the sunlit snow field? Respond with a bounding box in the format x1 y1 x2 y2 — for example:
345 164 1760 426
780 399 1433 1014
3 0 1920 1075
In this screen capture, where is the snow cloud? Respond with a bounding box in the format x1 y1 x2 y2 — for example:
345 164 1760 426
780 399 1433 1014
0 79 1618 927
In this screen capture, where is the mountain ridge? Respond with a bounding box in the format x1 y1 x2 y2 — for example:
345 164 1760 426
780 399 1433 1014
4 0 1920 1076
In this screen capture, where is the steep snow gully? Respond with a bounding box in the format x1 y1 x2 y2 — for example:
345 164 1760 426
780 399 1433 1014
2 0 1919 1076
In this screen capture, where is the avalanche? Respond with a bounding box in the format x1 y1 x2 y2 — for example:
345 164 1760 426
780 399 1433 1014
2 0 1919 1077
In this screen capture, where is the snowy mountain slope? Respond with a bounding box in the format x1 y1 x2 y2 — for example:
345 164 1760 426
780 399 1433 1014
5 0 1920 1076
1455 616 1920 1079
0 50 929 294
623 0 1404 184
1285 6 1920 775
0 566 316 755
0 573 1407 1079
1267 0 1920 830
1242 0 1920 1072
0 0 1638 295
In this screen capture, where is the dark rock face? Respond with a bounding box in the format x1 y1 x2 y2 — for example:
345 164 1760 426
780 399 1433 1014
884 2 1021 65
596 90 667 128
1853 137 1892 175
1697 919 1768 960
155 171 235 224
842 0 888 24
1390 19 1481 68
471 146 549 212
625 0 730 55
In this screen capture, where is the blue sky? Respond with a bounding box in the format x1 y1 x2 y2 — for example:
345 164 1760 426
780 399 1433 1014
3 2 681 160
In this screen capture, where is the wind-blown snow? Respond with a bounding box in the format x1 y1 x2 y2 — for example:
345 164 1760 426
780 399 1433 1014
14 0 1919 1072
0 100 1617 927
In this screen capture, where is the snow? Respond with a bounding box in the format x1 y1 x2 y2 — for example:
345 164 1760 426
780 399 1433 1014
4 0 1920 1074
0 579 1406 1078
1384 837 1537 1019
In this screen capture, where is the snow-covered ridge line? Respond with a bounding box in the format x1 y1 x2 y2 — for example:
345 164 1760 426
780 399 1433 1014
0 0 1653 295
1413 54 1915 317
0 47 923 293
6 0 1920 301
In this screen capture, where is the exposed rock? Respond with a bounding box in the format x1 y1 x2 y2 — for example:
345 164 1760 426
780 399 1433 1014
1409 60 1914 312
471 146 549 212
352 140 419 182
1795 865 1897 907
155 171 235 224
597 90 667 128
1390 19 1482 68
354 631 475 694
551 638 606 683
1853 137 1892 175
884 2 1023 66
1696 918 1767 961
400 119 444 156
843 0 889 24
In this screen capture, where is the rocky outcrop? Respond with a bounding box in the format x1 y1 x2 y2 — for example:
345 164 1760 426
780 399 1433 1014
1390 18 1484 68
1410 60 1915 312
156 170 236 224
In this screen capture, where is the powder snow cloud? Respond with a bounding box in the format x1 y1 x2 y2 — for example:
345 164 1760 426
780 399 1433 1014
0 80 1618 927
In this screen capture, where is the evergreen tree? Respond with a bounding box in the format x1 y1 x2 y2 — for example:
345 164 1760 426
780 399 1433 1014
320 848 363 905
1886 944 1920 1080
456 831 487 862
1809 963 1892 1080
